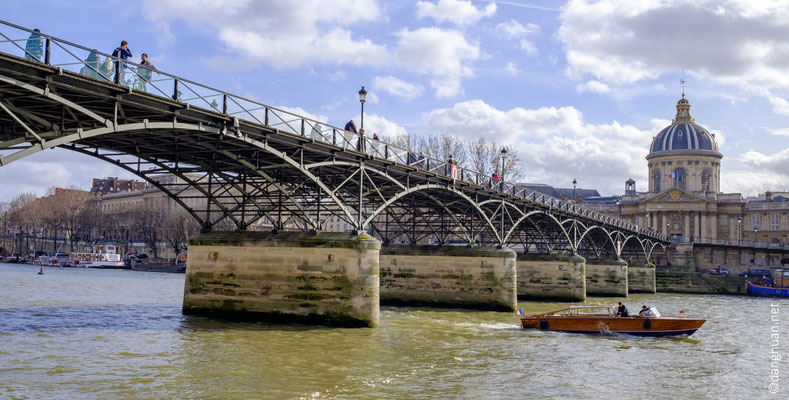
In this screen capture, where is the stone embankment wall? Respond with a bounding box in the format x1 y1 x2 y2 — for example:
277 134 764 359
379 245 517 311
183 231 381 327
585 259 628 297
516 254 586 301
656 265 747 295
628 263 656 294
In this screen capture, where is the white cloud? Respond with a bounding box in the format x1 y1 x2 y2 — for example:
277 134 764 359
362 114 410 139
496 20 539 38
768 128 789 136
740 149 789 179
416 0 496 25
505 62 520 76
372 76 424 100
394 28 480 98
722 171 789 195
576 80 611 94
519 39 537 55
558 0 789 110
143 0 385 69
144 1 480 98
421 100 655 194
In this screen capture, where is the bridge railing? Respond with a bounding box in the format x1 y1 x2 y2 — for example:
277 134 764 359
0 20 666 242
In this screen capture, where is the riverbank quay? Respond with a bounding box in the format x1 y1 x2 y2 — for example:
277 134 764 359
655 265 747 295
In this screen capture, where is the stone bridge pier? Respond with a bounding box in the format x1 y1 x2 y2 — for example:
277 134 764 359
183 231 380 327
585 259 629 297
516 254 587 301
378 245 518 311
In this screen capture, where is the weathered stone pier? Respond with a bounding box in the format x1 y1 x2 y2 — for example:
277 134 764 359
379 245 517 311
516 254 586 301
183 231 381 327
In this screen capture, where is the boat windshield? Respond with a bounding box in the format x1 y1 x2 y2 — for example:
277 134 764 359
567 306 615 316
644 306 661 318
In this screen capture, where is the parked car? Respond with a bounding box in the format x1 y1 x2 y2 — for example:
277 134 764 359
739 269 771 278
705 266 730 275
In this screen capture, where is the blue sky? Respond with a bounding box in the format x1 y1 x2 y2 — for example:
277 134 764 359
1 0 788 201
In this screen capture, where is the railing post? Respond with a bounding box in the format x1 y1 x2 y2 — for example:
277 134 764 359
222 94 228 114
265 108 269 126
44 38 51 65
384 144 389 159
172 78 179 101
301 119 305 136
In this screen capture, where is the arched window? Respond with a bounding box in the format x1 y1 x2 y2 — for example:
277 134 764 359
701 169 711 192
653 171 661 192
673 168 686 190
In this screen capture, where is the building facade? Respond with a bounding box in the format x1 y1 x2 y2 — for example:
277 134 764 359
585 95 789 246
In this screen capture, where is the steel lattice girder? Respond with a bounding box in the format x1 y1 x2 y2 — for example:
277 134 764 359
0 53 668 260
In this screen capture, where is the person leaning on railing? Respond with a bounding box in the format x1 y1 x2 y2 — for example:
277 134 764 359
24 29 43 63
134 53 157 91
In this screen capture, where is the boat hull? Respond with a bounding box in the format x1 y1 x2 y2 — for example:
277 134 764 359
131 260 186 273
747 281 789 297
521 316 705 337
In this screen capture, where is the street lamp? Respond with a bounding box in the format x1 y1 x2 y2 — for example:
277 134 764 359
572 178 577 203
358 86 367 131
737 215 742 242
646 211 650 230
500 148 508 178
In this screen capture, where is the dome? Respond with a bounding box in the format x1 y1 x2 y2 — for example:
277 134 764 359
648 95 720 156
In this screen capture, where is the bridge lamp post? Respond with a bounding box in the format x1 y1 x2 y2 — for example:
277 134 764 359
572 178 577 203
499 148 508 183
358 86 367 131
737 216 742 243
645 211 650 231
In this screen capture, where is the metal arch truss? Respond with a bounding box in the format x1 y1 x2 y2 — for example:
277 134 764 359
0 60 669 262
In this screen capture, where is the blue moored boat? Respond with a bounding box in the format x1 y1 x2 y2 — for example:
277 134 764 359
747 269 789 297
747 281 789 297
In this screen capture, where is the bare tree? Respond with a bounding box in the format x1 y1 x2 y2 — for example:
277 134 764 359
8 193 37 255
161 205 201 258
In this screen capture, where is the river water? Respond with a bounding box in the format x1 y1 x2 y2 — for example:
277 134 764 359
0 263 785 399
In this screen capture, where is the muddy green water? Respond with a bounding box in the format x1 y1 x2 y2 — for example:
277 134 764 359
0 263 785 399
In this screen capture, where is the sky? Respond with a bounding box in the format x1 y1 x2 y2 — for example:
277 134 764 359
1 0 788 202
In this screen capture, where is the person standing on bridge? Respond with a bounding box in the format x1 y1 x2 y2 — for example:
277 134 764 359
24 29 43 63
134 53 157 91
112 40 132 85
344 120 357 150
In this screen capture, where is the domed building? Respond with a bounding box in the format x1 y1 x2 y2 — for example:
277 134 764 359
526 93 788 247
615 95 745 241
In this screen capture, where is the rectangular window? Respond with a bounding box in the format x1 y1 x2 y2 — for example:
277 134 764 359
772 214 781 231
752 214 760 230
720 215 728 226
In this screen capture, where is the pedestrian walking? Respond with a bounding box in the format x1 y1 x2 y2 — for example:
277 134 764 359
24 29 43 63
111 40 132 84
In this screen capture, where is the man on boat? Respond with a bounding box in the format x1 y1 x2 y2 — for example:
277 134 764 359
616 302 629 317
638 305 649 317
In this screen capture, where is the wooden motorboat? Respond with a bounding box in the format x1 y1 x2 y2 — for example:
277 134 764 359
520 305 705 337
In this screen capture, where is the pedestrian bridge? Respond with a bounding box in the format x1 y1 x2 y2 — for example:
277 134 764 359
0 20 668 263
